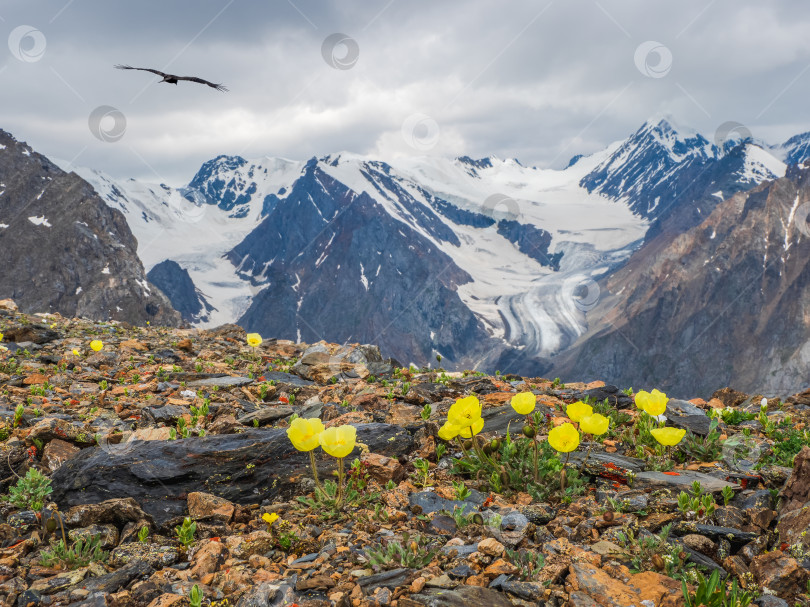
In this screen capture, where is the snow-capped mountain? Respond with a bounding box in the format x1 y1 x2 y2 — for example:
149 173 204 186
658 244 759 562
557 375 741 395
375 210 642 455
65 117 807 375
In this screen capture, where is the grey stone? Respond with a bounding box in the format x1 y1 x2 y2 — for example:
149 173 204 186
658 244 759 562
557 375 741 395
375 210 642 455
187 375 254 388
633 470 740 494
357 568 414 591
408 490 486 515
490 510 530 547
404 585 514 607
237 406 294 426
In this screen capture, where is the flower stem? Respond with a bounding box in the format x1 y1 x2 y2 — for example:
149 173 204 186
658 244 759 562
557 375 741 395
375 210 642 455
309 450 322 490
578 440 592 475
560 451 570 493
532 437 539 483
336 457 345 510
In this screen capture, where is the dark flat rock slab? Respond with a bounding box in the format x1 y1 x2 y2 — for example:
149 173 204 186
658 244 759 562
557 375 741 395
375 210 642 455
51 423 413 524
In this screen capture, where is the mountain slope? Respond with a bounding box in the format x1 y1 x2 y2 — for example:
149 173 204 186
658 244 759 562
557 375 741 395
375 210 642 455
554 163 810 396
0 130 180 326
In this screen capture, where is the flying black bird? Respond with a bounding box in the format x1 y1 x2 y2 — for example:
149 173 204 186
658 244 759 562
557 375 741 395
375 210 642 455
114 64 228 92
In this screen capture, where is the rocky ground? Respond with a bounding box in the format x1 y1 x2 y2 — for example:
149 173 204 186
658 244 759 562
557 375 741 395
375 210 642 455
0 299 809 607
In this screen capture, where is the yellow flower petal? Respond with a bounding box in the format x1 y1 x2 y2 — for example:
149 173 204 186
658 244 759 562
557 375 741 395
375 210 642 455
510 392 536 415
548 422 580 453
650 427 686 446
580 413 610 436
90 340 103 352
319 424 357 458
566 401 593 423
246 333 263 348
262 512 279 526
286 417 325 452
438 421 460 441
457 416 485 438
72 348 80 356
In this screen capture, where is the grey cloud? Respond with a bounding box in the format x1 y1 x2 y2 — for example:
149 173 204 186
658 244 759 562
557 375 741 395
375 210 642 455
2 0 810 185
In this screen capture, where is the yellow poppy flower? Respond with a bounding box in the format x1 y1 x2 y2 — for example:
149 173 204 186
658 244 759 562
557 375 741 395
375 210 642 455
286 417 325 452
72 348 80 356
0 332 4 342
635 389 668 417
90 340 103 352
262 512 279 526
438 421 460 441
580 413 609 436
650 427 686 446
548 422 580 453
510 392 536 415
246 333 263 348
319 425 357 458
447 395 481 428
566 401 593 423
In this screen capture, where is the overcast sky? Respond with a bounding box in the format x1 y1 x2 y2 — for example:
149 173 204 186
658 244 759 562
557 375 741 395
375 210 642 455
2 0 810 186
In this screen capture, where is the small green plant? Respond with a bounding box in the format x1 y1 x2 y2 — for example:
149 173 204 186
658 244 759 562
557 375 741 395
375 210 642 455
682 569 753 607
175 517 196 548
679 420 723 463
436 442 446 460
452 480 471 501
413 458 432 488
40 535 108 570
678 481 716 521
99 379 108 391
188 584 203 607
444 505 480 529
420 404 431 420
4 468 52 510
401 382 411 396
366 532 439 570
13 403 24 427
505 548 545 581
721 486 734 507
137 526 149 543
551 377 564 389
616 524 693 579
385 479 396 490
297 475 380 521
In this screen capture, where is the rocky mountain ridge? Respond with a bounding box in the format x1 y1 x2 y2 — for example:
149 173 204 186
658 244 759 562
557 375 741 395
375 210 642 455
0 130 180 328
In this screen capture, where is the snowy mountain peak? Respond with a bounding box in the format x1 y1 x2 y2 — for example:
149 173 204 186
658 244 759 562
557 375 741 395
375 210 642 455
780 131 810 166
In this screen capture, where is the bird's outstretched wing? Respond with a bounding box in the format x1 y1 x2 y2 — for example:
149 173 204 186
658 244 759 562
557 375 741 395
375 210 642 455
114 64 169 78
175 75 228 92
